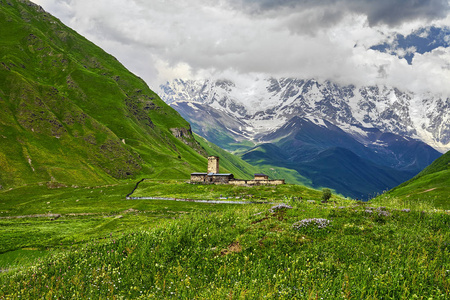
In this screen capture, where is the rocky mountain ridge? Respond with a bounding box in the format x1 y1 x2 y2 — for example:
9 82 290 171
161 77 449 153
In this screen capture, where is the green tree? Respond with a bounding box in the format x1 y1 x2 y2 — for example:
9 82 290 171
322 188 332 202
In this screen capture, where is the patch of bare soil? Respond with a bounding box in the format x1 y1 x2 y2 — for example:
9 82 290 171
220 241 242 256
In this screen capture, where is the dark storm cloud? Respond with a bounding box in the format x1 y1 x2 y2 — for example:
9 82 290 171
234 0 450 27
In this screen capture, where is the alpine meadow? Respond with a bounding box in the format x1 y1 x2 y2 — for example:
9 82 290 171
1 0 449 299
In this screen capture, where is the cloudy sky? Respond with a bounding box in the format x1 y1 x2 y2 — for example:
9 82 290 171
32 0 450 95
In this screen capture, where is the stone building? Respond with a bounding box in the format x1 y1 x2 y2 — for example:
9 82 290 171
254 173 269 180
190 156 284 186
208 156 220 174
190 156 234 183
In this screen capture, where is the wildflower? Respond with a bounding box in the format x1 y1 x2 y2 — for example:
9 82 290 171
376 207 390 217
292 218 331 229
378 210 390 217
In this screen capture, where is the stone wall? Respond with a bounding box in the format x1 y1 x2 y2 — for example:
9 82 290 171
190 174 234 184
191 174 207 182
210 174 234 183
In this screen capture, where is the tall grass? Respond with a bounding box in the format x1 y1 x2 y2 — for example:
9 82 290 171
2 200 449 299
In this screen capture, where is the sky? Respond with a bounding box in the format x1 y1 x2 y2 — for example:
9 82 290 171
32 0 450 95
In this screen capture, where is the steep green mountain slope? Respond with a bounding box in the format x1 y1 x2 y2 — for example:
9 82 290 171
383 150 450 207
0 0 207 188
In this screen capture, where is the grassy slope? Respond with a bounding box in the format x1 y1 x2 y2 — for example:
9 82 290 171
0 184 449 298
374 151 450 209
0 0 207 189
0 182 243 273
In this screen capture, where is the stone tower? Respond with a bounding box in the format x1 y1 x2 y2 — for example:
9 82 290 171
207 156 219 174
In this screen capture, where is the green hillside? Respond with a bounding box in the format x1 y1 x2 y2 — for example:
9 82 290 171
0 0 207 188
375 150 450 209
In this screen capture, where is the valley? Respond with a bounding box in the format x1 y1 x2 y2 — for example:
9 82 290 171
0 0 449 298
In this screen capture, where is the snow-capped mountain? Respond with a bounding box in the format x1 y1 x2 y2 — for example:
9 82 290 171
159 77 445 199
160 77 449 153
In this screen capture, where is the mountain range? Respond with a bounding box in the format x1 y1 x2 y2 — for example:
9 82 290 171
1 0 447 201
160 77 446 199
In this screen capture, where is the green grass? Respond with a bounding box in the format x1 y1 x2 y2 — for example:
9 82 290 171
0 182 247 256
0 249 49 273
131 179 338 202
378 170 450 209
1 191 449 298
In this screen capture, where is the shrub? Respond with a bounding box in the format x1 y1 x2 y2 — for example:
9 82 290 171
322 188 332 202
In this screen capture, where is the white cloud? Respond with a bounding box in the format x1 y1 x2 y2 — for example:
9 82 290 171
31 0 450 96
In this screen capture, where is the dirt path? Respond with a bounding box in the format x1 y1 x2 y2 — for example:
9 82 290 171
0 209 143 220
418 188 437 194
0 213 62 220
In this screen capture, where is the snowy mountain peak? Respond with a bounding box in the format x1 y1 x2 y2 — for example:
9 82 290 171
159 77 449 152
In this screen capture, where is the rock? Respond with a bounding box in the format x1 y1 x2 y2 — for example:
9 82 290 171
269 204 293 213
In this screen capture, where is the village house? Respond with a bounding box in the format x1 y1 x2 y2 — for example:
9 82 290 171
254 174 269 180
190 156 285 186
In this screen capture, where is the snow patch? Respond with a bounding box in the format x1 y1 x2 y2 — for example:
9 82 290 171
305 116 327 127
186 102 199 111
340 124 370 139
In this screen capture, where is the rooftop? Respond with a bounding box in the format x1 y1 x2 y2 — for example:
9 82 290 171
190 172 233 176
